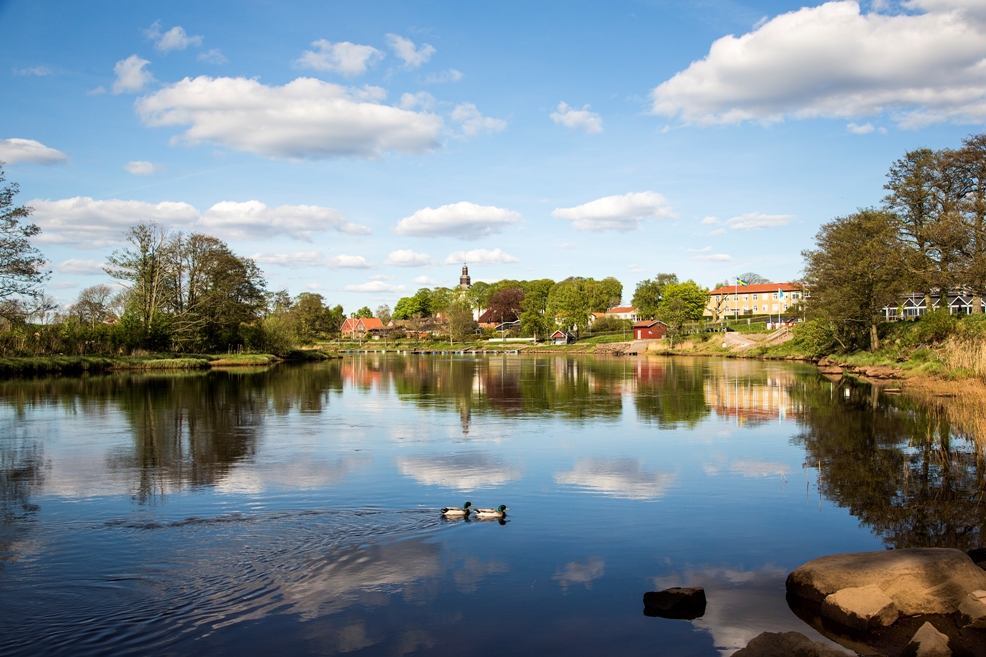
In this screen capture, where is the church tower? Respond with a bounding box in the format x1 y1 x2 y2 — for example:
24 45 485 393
459 263 471 290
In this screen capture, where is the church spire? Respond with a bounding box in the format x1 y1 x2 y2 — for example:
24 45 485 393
459 263 471 289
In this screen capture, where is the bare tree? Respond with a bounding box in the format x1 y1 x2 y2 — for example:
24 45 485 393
73 284 114 329
0 163 49 306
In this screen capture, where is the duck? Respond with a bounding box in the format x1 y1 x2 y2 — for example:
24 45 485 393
473 505 509 519
441 501 473 517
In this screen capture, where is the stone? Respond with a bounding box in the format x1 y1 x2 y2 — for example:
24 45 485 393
732 631 853 657
901 622 951 657
786 548 986 616
820 584 898 630
642 587 706 620
957 589 986 629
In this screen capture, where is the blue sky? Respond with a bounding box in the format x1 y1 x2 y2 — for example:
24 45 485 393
2 0 985 310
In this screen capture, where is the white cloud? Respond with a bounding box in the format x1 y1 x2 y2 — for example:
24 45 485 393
29 197 369 248
145 21 203 53
198 49 228 65
399 91 435 110
450 103 507 137
251 251 325 269
701 216 720 225
384 249 433 267
651 0 986 127
413 275 440 285
847 121 875 134
443 248 519 265
136 76 443 159
0 138 68 165
550 102 603 133
726 212 792 230
55 259 106 275
369 274 394 281
326 254 372 269
693 253 733 262
385 34 435 69
395 202 521 239
628 264 647 273
708 228 727 236
13 66 51 76
687 246 712 252
112 55 153 94
294 40 384 77
424 69 463 84
551 191 675 232
344 280 406 293
123 161 164 176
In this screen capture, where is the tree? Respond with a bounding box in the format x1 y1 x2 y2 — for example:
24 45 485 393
954 134 986 313
632 273 679 319
519 278 554 340
657 280 707 347
802 209 909 351
73 284 114 329
375 304 391 325
738 272 769 285
292 292 331 344
487 287 525 324
0 164 49 306
353 306 373 319
447 300 475 342
104 222 172 339
466 281 494 313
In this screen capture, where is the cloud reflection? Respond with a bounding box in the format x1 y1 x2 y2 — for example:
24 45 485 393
396 453 520 491
553 557 605 591
554 457 675 500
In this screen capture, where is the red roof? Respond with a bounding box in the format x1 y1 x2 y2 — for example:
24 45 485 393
360 317 384 330
341 317 384 332
709 282 803 295
633 320 666 328
606 306 635 314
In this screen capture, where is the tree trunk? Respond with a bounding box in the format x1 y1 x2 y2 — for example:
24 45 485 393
975 293 983 314
870 323 880 351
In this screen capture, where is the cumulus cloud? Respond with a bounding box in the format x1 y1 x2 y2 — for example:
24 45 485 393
847 121 875 134
550 102 603 133
343 280 406 293
652 1 986 128
326 254 372 269
145 21 203 52
0 138 68 165
198 49 228 65
135 76 443 159
385 34 435 69
413 275 440 285
251 251 325 269
123 160 164 176
708 228 727 236
294 40 384 77
687 246 712 253
693 253 733 262
394 202 521 239
551 192 675 232
443 248 519 265
701 216 720 225
450 103 507 136
384 249 433 267
424 69 463 84
55 259 106 275
13 66 52 76
726 212 792 230
29 197 369 248
112 55 153 94
399 91 435 110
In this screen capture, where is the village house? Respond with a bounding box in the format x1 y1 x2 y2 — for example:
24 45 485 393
341 317 384 339
883 291 986 319
705 283 804 320
606 306 638 321
632 319 667 340
550 330 577 345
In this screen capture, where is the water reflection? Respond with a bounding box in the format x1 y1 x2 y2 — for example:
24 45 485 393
397 453 521 491
554 457 676 500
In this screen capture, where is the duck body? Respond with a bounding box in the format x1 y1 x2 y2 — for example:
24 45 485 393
473 505 508 519
441 501 473 517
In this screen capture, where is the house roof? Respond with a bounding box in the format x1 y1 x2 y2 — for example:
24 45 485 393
633 320 667 328
709 282 803 295
550 330 573 337
360 317 384 330
342 317 384 331
606 306 635 314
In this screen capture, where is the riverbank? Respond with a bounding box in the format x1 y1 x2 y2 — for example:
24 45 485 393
0 348 336 377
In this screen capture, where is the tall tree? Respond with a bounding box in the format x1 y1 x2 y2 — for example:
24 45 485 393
737 272 769 285
352 306 373 319
73 284 114 329
657 280 708 347
0 164 49 306
104 222 172 336
632 273 679 319
447 300 475 343
802 209 909 351
487 287 525 324
955 134 986 313
375 304 391 324
519 278 554 340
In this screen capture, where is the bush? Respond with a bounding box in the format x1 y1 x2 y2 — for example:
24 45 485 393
913 309 957 344
791 319 838 358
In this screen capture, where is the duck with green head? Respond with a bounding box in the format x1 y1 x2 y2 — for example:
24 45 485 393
473 505 508 519
441 501 473 517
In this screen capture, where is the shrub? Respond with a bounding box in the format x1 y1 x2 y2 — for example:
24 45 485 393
912 309 957 344
791 319 838 358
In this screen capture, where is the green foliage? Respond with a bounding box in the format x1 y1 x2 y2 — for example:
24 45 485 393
660 281 707 320
632 274 678 320
589 315 630 333
791 318 838 358
353 306 373 319
393 288 435 319
446 300 475 342
913 309 958 344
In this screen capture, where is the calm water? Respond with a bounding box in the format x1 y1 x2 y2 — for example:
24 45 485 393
0 355 982 656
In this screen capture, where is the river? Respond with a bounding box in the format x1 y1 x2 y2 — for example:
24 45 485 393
0 355 981 656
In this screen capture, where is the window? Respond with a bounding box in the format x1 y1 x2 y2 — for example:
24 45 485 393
732 295 738 301
743 295 749 301
753 294 759 300
772 304 779 312
782 304 788 310
753 305 758 312
772 293 778 300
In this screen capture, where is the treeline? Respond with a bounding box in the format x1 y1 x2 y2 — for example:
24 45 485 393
802 132 986 352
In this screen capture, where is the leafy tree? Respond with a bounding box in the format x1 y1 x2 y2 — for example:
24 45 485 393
632 273 679 319
657 281 707 347
72 284 114 329
104 222 172 341
353 306 373 319
392 288 433 319
430 287 456 316
595 277 623 310
292 292 331 344
803 209 909 351
954 134 986 313
519 278 554 340
375 304 391 324
447 300 475 342
487 287 525 323
466 281 494 312
738 272 769 285
0 164 49 306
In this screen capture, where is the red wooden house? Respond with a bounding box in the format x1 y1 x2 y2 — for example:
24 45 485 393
632 320 667 340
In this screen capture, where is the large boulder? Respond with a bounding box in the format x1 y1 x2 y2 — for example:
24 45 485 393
958 590 986 629
642 587 706 619
732 631 852 657
787 548 986 616
820 584 898 630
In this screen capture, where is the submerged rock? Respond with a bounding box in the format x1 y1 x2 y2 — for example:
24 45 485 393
901 622 951 657
787 548 986 617
731 631 852 657
821 584 898 630
642 586 706 620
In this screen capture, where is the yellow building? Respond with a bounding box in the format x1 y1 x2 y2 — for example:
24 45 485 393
705 282 804 320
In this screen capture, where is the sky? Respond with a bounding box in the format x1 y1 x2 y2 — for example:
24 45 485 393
2 0 986 310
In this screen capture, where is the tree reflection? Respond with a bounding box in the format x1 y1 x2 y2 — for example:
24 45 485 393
792 375 986 549
634 358 710 428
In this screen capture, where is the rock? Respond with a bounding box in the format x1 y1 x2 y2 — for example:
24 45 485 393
786 548 986 616
958 590 986 629
966 548 986 570
642 586 706 620
901 622 951 657
732 631 853 657
820 584 898 630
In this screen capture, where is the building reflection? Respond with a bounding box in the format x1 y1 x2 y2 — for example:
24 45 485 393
703 366 806 425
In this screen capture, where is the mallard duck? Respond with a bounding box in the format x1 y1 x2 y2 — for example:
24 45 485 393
473 505 508 519
441 501 473 517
